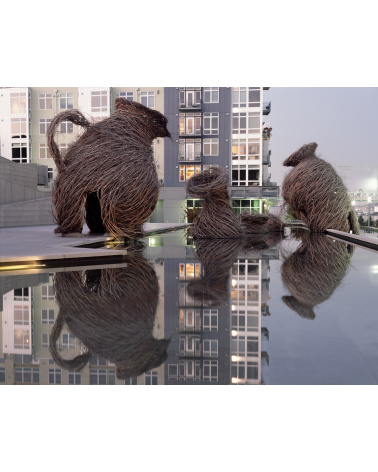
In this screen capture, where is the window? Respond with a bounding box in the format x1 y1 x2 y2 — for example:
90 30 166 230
49 368 62 384
140 91 155 108
179 263 201 280
203 360 218 381
179 139 201 161
39 118 52 135
41 333 49 348
203 112 219 135
41 284 55 300
179 360 201 380
232 199 260 216
60 143 68 158
179 335 201 356
203 309 218 331
15 367 39 384
14 305 29 325
39 93 53 110
14 288 29 301
61 333 76 349
179 164 202 182
0 367 5 383
12 143 28 163
59 93 73 109
232 112 260 134
11 118 27 138
168 365 178 379
69 371 81 385
124 377 137 385
203 87 219 103
232 87 260 108
11 93 27 113
232 165 259 186
232 138 260 161
48 168 54 181
60 120 73 134
179 88 201 107
178 284 201 307
203 138 218 156
203 339 218 357
90 369 115 385
179 309 201 331
91 91 108 113
145 370 158 385
14 329 30 349
39 143 52 159
179 113 201 135
119 91 134 101
42 309 55 325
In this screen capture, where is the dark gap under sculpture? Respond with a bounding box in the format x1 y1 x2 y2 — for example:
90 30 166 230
281 142 360 234
47 98 171 239
49 244 170 379
281 233 354 320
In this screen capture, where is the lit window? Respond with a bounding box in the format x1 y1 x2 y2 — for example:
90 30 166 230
203 138 218 156
14 329 30 349
91 91 108 113
179 164 202 182
179 113 201 135
179 263 201 280
203 87 219 103
39 93 53 110
59 93 74 109
11 93 27 113
14 305 29 325
140 91 155 108
11 118 27 138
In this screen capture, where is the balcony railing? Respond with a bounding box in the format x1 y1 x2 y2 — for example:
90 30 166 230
230 185 280 198
178 101 202 111
178 154 202 163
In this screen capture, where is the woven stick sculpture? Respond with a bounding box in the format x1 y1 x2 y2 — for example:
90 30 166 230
187 238 243 306
282 143 359 233
281 234 354 320
240 211 285 234
186 167 244 239
49 245 170 379
47 98 171 239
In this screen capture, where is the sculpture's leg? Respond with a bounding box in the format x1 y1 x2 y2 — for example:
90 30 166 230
53 179 85 234
85 191 106 234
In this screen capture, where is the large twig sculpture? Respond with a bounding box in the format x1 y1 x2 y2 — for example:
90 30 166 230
186 167 244 239
49 245 170 379
282 143 359 233
47 98 171 239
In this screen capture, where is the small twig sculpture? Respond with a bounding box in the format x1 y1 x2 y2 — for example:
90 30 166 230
240 211 285 234
47 98 171 239
282 143 360 233
281 234 354 320
186 167 244 239
49 244 170 379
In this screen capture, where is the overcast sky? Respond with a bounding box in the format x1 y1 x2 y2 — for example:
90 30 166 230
265 87 378 191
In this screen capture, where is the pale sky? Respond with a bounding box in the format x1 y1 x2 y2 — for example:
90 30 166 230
266 87 378 191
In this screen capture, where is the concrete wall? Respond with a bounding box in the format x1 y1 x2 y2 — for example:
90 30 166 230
0 197 54 228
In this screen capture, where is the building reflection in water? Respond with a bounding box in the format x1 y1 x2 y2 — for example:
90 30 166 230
0 231 282 385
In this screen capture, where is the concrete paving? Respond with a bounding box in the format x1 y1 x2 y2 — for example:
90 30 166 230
0 223 189 266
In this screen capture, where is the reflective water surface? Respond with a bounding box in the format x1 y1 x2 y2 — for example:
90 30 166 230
1 229 378 385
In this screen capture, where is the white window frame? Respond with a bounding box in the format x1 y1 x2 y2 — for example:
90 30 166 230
203 112 219 135
203 87 219 103
41 284 55 300
203 339 218 357
59 93 74 110
39 118 52 135
11 117 27 138
203 360 218 381
39 93 53 110
140 91 155 108
42 309 55 325
60 120 73 134
11 92 27 114
41 333 49 348
145 370 158 385
179 164 202 182
119 91 134 101
11 143 28 163
203 138 219 156
203 309 218 331
91 91 108 113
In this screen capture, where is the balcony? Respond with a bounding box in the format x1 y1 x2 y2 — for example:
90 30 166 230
178 101 202 111
262 128 272 139
263 101 271 115
178 153 202 163
230 185 280 199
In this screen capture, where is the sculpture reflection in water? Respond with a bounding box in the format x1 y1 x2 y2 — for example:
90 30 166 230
188 233 285 307
281 231 355 320
49 243 170 379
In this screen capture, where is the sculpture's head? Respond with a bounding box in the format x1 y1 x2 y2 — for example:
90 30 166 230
115 98 171 138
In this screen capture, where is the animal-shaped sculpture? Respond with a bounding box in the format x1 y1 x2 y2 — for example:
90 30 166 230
47 98 171 238
49 244 170 379
281 143 359 233
186 167 243 239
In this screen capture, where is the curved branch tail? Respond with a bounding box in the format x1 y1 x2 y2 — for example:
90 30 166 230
47 110 92 172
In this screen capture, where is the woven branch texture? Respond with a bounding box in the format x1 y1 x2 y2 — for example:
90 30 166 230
47 98 171 239
281 233 354 319
282 143 360 233
49 245 170 378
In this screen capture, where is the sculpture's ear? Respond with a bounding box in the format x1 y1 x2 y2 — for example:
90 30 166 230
283 142 318 167
115 97 135 112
